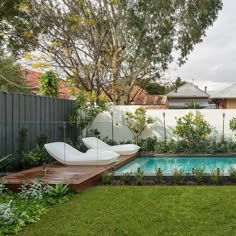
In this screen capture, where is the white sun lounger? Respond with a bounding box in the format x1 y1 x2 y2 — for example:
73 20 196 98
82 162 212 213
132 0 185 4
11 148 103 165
82 137 140 155
44 142 119 165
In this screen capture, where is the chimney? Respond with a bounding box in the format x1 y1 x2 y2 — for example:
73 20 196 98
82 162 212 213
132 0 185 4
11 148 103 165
204 86 207 93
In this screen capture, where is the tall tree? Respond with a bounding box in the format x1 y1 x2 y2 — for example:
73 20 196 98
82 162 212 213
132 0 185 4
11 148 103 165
2 0 222 103
0 0 41 54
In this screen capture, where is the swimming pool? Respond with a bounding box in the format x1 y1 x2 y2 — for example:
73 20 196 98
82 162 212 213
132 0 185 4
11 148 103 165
115 156 236 174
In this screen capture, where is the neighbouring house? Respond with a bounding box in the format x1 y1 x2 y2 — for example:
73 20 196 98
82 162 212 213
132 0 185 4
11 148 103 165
211 83 236 109
166 82 210 109
21 68 74 99
130 85 167 109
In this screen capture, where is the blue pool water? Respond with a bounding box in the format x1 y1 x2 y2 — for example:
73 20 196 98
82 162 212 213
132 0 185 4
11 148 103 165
115 156 236 174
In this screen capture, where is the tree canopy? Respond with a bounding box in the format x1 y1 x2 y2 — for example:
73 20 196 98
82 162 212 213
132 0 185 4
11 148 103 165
0 50 30 93
1 0 223 103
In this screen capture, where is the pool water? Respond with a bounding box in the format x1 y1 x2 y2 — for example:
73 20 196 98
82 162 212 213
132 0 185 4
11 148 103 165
115 156 236 174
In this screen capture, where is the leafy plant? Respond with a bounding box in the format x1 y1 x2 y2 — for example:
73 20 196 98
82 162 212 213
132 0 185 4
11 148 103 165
0 180 8 194
123 107 154 144
102 171 114 185
47 184 69 198
39 71 59 98
0 200 17 226
134 169 144 185
230 118 236 136
174 112 212 153
70 90 107 137
155 167 164 184
210 168 222 185
0 154 12 169
138 137 158 152
18 179 49 199
172 168 185 184
121 172 132 185
228 167 236 183
21 145 50 169
194 167 205 184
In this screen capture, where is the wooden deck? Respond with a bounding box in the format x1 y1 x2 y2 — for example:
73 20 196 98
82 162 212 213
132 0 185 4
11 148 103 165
1 154 137 192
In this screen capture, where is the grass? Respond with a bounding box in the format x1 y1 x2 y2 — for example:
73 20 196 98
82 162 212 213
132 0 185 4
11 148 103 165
19 186 236 236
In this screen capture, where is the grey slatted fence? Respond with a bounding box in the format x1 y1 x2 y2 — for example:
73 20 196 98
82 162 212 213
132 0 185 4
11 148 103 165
0 91 75 156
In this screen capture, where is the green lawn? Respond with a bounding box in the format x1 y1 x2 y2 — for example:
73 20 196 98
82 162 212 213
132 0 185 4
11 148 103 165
19 186 236 236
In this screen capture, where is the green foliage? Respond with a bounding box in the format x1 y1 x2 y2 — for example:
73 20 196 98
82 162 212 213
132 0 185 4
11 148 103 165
134 169 144 185
186 101 201 109
139 77 186 95
102 171 114 185
121 172 132 185
172 168 185 184
0 50 30 93
155 167 164 184
123 107 154 144
229 118 236 136
138 137 158 152
2 0 222 104
174 112 212 153
47 184 69 198
39 71 59 98
21 145 51 169
228 167 236 183
70 90 107 137
0 180 8 194
0 155 12 169
0 197 48 235
18 179 49 200
210 168 222 185
0 0 40 54
194 167 205 184
0 179 74 235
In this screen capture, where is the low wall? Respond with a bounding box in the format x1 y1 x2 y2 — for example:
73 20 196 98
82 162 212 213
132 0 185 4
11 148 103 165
90 106 236 142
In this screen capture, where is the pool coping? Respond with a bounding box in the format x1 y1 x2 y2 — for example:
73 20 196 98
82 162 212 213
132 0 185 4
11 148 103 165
140 152 236 157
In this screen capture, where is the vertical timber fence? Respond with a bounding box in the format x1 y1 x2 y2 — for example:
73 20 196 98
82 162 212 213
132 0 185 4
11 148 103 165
0 91 75 156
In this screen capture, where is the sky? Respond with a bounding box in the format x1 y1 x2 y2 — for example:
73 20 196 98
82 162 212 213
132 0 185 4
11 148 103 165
169 0 236 93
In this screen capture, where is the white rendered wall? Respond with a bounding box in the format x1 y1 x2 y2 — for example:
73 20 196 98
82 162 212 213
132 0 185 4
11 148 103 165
90 106 236 142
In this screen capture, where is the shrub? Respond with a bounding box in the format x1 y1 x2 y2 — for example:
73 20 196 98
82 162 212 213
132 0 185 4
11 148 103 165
174 112 212 153
18 178 49 199
134 169 144 185
47 184 69 198
228 167 236 183
230 117 236 136
154 140 167 153
121 172 132 185
21 145 51 169
0 154 12 169
138 137 158 152
155 167 164 184
0 199 48 235
0 200 18 226
102 171 114 185
172 168 185 184
0 180 8 194
123 107 154 144
194 167 205 184
210 168 222 184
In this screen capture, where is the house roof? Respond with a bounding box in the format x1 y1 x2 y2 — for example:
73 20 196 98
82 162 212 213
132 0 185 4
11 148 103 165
167 82 209 98
130 85 167 106
211 83 236 99
21 68 74 99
